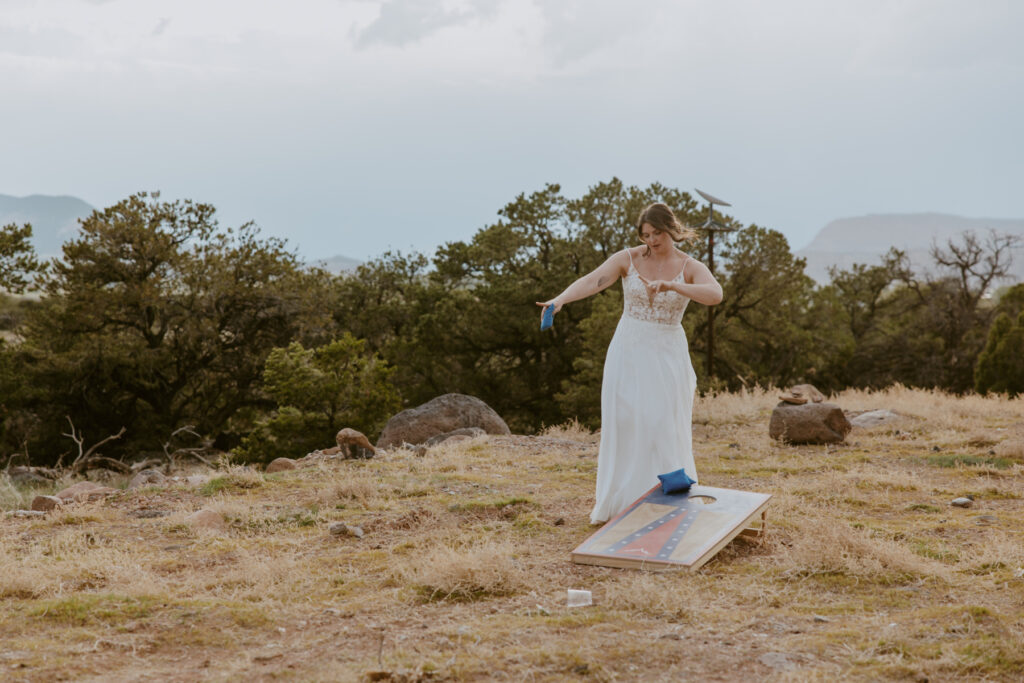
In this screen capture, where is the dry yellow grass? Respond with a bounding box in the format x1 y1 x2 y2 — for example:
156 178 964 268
1 387 1023 681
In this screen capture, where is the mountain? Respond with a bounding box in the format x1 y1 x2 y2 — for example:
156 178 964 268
312 254 362 274
0 193 94 258
796 213 1024 284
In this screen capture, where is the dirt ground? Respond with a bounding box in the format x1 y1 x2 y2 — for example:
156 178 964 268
2 386 1023 681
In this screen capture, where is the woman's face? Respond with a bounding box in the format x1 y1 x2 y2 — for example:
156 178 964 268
639 222 668 252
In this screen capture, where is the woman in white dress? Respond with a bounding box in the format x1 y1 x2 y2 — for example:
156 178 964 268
537 203 723 523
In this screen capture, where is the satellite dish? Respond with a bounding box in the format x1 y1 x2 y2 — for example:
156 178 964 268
695 188 732 207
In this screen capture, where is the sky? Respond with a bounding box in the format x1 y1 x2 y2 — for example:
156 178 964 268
1 0 1022 261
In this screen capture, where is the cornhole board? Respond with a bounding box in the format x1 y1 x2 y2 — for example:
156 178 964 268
572 484 771 571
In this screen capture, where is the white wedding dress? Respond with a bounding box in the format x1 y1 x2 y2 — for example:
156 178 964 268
590 248 699 524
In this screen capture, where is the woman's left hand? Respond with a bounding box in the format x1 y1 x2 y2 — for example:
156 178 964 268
645 279 673 296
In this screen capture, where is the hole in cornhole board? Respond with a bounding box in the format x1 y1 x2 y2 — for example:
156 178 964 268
571 485 771 571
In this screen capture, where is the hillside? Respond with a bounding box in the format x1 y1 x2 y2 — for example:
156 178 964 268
796 213 1024 284
0 193 94 258
2 387 1022 680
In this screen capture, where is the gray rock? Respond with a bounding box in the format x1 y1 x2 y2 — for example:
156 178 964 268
7 510 46 518
54 481 118 502
423 427 486 447
7 467 52 486
377 393 510 449
128 469 167 489
951 497 974 508
769 402 852 444
850 409 902 428
329 522 364 538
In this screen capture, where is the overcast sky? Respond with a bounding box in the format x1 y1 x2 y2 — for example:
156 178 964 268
1 0 1022 260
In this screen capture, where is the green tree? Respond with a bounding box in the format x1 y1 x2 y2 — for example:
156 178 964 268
3 192 328 463
235 335 400 462
974 311 1024 396
0 222 44 293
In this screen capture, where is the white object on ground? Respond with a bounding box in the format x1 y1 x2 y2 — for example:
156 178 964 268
567 589 593 607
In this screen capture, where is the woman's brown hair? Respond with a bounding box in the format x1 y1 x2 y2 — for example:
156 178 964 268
636 203 697 250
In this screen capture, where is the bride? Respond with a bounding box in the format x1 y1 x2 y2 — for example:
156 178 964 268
538 202 723 523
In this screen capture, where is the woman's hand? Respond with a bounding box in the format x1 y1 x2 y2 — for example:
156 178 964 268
644 279 675 301
535 299 563 323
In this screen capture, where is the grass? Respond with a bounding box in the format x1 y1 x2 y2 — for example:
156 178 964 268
927 453 1015 469
0 386 1022 680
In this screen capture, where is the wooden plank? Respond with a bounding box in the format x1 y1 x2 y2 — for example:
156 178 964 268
571 484 772 571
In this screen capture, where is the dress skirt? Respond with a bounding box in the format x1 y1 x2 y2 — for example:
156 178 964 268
590 314 698 524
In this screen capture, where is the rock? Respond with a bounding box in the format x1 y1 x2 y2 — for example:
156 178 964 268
423 427 486 447
329 522 364 538
128 469 167 489
377 393 511 449
779 384 826 404
54 481 119 503
951 497 973 508
185 509 226 530
849 409 902 428
266 458 298 473
769 402 852 444
975 515 997 526
30 495 62 512
813 614 830 623
7 510 46 518
336 428 376 459
7 467 53 486
185 474 209 486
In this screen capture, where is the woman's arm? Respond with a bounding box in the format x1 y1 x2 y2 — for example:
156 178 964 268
646 258 723 306
536 250 629 315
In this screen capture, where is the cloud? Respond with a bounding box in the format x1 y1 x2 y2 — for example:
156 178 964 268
353 0 501 48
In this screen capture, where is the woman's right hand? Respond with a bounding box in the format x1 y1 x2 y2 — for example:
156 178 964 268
535 299 563 322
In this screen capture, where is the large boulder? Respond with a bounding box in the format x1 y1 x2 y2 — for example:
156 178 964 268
769 401 852 444
376 394 510 449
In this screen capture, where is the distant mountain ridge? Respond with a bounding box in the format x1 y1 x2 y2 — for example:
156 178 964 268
1 193 362 272
796 213 1024 284
0 193 94 258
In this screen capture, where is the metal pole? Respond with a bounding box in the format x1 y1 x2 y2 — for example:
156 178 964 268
706 228 715 378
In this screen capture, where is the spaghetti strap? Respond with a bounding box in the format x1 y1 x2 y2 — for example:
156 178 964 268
625 248 635 272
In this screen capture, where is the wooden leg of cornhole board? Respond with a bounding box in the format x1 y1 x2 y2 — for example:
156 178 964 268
738 510 768 542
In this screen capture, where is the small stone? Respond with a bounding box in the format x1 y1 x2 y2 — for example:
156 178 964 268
974 515 997 526
30 495 62 512
266 458 298 473
328 522 364 538
185 509 226 531
535 604 550 616
951 497 973 508
7 510 46 518
552 517 565 526
129 469 167 489
813 614 830 623
932 445 941 452
728 443 740 449
185 475 209 486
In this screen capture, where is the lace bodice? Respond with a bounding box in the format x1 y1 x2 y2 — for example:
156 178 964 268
622 251 690 326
